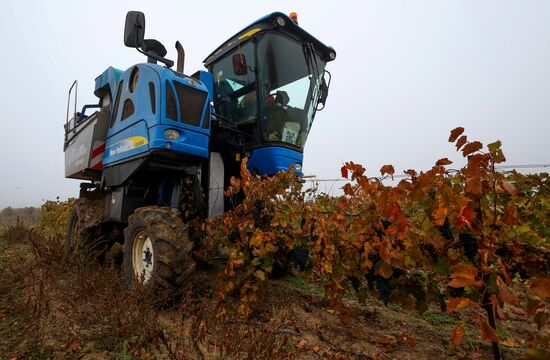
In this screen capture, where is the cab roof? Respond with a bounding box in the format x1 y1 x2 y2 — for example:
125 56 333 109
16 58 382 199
203 12 336 67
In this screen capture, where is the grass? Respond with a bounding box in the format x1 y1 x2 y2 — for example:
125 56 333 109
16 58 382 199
277 275 324 297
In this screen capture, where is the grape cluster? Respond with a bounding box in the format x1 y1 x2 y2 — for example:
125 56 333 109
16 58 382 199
252 200 271 231
228 229 241 243
447 286 465 298
459 233 478 261
375 276 392 306
424 243 438 262
349 276 361 291
288 246 310 271
438 218 454 241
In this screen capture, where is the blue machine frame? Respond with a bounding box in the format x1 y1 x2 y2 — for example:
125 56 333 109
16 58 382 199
100 63 211 167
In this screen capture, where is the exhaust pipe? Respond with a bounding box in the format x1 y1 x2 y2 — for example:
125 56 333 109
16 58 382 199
175 41 185 73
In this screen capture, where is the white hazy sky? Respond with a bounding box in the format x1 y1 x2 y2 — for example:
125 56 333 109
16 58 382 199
0 0 549 208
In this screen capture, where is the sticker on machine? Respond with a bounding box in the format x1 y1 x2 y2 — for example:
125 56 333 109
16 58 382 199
107 136 148 157
282 127 298 145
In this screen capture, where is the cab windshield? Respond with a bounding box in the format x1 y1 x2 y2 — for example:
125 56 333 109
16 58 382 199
211 32 325 148
258 33 325 147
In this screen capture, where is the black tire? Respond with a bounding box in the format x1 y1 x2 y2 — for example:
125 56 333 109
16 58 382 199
65 202 106 259
66 205 82 254
123 207 196 292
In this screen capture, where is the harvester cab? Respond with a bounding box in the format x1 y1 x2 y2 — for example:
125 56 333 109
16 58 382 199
62 11 335 292
204 12 335 179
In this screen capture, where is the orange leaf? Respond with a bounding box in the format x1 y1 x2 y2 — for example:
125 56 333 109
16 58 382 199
496 277 518 305
376 263 393 279
449 263 481 288
501 180 518 196
449 127 465 142
380 165 395 177
497 258 512 285
405 169 417 177
451 263 478 280
501 338 519 348
462 141 483 157
530 278 550 298
436 158 453 166
451 326 465 347
447 297 476 312
480 316 499 343
456 135 468 150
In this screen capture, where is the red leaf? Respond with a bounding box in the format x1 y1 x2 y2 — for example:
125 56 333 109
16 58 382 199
449 127 465 142
456 205 472 227
456 135 468 150
451 326 465 347
340 165 348 179
462 141 483 157
480 316 499 343
380 165 395 177
447 297 476 312
496 276 518 305
436 158 453 166
530 278 550 299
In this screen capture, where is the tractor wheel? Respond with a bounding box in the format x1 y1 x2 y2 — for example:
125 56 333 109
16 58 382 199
66 203 103 257
123 207 196 292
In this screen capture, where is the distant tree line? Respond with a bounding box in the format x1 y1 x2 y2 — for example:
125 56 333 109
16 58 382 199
0 206 41 225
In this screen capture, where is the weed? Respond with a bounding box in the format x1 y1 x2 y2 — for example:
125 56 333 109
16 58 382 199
421 310 454 325
391 303 403 312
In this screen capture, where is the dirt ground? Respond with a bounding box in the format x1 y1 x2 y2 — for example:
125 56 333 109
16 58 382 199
0 228 543 360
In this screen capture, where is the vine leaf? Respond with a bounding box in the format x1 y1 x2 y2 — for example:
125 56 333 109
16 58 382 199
462 141 483 157
449 127 465 142
340 165 348 179
496 276 518 305
436 158 453 166
380 165 395 177
480 316 499 343
456 135 467 150
451 326 465 347
449 263 482 288
530 278 550 299
447 297 476 312
501 180 519 196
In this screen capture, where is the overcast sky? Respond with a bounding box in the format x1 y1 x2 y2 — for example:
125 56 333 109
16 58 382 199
0 0 549 208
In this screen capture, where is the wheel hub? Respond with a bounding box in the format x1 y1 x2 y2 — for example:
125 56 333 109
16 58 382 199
132 231 154 283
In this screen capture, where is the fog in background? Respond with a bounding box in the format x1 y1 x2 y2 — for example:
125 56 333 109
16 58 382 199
0 0 549 207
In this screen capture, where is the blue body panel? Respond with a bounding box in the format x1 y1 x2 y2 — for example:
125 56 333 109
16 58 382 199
195 71 214 102
148 124 209 159
104 121 150 164
247 146 303 175
102 63 211 168
94 66 122 98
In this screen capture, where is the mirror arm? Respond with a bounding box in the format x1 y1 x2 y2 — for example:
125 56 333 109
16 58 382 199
136 46 174 68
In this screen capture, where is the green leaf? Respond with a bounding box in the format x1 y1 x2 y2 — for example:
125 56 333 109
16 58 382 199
487 140 502 153
435 257 450 275
516 224 531 234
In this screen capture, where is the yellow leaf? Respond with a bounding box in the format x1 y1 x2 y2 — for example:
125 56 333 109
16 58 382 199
254 270 266 281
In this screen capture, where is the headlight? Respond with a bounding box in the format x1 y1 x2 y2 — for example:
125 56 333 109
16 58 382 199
276 17 286 26
294 163 302 172
164 129 180 141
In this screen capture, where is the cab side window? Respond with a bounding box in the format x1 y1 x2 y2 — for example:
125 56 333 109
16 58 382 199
110 81 123 127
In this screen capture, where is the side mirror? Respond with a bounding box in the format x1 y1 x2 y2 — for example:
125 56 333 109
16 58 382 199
124 11 146 48
317 79 329 107
316 71 331 111
232 54 248 76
